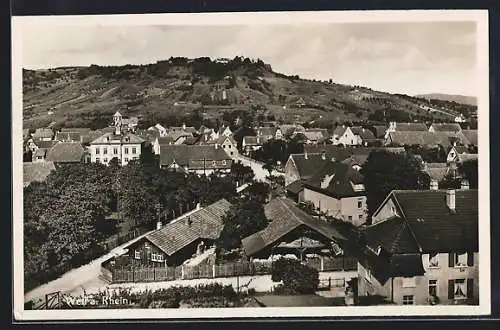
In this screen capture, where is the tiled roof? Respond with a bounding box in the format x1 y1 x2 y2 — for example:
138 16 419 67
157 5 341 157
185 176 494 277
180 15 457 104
256 127 278 137
303 145 405 164
350 126 376 140
46 142 85 163
301 130 328 141
166 130 193 142
60 128 91 134
168 126 197 134
207 135 237 146
80 130 105 145
424 163 450 182
144 199 232 255
429 123 462 133
364 217 420 254
159 144 232 168
23 161 56 185
303 161 365 198
461 130 478 146
333 126 348 136
392 122 428 131
386 131 469 148
289 153 332 180
90 132 145 145
457 153 478 163
241 198 347 256
369 189 478 253
33 128 54 139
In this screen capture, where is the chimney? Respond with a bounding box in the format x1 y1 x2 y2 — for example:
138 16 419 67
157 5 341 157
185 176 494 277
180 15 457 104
430 179 438 190
461 179 470 190
182 123 186 130
304 151 308 160
321 151 326 160
156 221 162 230
196 202 201 210
185 216 192 226
215 143 219 149
446 189 456 211
362 128 365 132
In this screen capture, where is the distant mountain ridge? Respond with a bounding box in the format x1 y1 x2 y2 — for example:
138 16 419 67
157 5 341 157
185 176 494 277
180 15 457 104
22 57 478 130
414 93 477 106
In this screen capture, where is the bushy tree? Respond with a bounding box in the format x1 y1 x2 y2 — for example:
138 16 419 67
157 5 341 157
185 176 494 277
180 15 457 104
271 258 319 294
361 151 431 216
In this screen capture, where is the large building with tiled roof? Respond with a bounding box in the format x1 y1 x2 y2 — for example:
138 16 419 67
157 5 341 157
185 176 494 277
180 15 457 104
119 199 232 267
159 144 232 175
357 188 478 305
46 141 85 164
385 131 470 149
89 112 146 166
428 123 462 133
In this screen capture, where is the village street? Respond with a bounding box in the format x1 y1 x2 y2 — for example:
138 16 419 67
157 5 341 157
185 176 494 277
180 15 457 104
232 154 282 182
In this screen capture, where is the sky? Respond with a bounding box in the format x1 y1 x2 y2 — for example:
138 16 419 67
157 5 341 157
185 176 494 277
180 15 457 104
21 21 478 96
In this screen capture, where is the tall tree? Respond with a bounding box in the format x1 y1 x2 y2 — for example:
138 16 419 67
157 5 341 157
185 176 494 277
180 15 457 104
361 151 431 216
458 159 478 188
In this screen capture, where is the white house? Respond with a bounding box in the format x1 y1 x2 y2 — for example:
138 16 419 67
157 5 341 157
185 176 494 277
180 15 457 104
331 126 359 146
89 112 145 166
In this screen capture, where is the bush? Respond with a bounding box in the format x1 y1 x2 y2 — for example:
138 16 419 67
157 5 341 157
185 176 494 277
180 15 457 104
271 258 319 294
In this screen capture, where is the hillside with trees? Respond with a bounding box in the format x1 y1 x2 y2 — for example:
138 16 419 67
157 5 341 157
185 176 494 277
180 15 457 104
22 57 477 130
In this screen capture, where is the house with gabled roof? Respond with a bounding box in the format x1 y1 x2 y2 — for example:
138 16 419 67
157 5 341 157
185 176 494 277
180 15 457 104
385 122 428 138
350 126 377 146
301 162 367 226
357 189 478 305
446 146 477 164
119 199 233 267
46 141 85 164
242 136 265 155
89 112 146 166
461 129 478 146
241 198 352 260
284 152 332 187
32 128 54 141
148 123 168 137
206 135 238 157
385 131 469 149
332 126 358 146
159 144 232 176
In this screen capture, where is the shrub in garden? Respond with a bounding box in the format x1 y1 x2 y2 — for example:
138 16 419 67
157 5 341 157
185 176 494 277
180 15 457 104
271 258 320 294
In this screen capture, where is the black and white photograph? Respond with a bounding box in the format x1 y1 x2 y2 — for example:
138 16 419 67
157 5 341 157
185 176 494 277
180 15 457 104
12 10 490 320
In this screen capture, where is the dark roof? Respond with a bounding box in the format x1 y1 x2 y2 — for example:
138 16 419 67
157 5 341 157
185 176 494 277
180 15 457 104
60 128 91 134
429 123 462 133
168 126 197 134
303 145 405 163
23 161 56 185
81 130 106 145
350 127 376 140
461 129 478 146
159 145 232 168
142 199 232 256
364 217 420 254
241 198 347 256
91 132 145 144
424 163 450 182
370 189 478 253
289 153 332 180
285 179 305 194
371 125 388 138
46 142 85 163
303 162 365 198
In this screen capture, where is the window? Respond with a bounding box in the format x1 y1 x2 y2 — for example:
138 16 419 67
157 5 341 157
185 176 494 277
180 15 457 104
358 214 363 220
429 252 439 268
230 152 234 156
124 158 129 162
402 277 416 288
103 147 108 155
454 279 466 299
365 267 373 283
113 147 118 155
429 280 438 297
96 158 100 163
132 147 137 154
222 160 226 165
134 250 140 259
103 158 108 163
348 216 353 221
229 145 232 149
125 147 129 154
402 295 414 305
96 147 100 155
223 145 226 148
151 253 164 262
357 200 363 209
453 252 468 267
212 160 217 166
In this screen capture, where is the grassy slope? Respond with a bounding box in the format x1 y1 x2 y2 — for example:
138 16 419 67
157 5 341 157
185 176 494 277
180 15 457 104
22 61 474 130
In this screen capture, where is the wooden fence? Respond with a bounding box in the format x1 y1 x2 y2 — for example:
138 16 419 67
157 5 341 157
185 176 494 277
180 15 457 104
110 257 357 284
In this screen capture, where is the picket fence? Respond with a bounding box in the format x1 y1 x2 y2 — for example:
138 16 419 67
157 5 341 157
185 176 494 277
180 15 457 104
110 257 357 284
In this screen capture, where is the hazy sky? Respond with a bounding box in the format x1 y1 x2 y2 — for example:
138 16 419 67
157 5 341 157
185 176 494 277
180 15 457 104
21 22 477 96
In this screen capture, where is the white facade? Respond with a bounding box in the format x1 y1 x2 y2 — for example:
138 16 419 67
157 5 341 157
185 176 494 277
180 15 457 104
90 142 142 166
332 127 359 146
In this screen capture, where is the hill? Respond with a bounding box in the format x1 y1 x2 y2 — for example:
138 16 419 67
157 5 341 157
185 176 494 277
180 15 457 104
22 57 478 130
414 93 477 106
